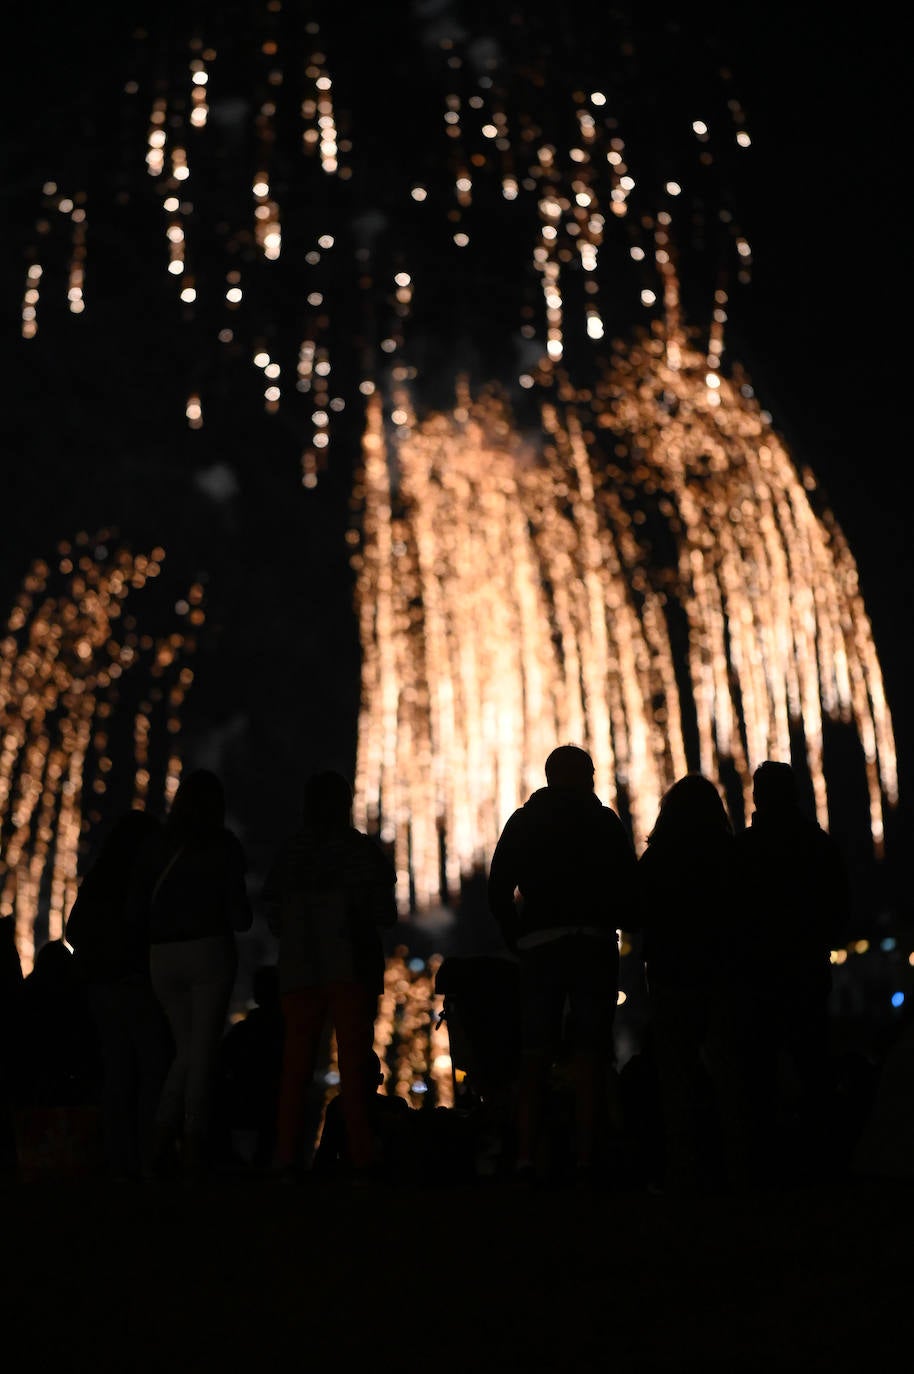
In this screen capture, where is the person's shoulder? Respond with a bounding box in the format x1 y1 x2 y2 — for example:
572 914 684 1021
595 801 634 842
349 826 382 850
350 827 395 868
810 821 846 861
490 807 527 853
702 827 737 855
219 827 248 862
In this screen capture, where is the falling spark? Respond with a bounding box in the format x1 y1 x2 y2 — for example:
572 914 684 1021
10 9 901 936
0 537 201 973
352 309 897 913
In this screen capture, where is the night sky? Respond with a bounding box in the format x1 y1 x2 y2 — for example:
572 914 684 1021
2 1 910 961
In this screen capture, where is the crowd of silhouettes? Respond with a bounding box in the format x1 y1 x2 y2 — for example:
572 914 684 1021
0 750 903 1194
481 749 866 1194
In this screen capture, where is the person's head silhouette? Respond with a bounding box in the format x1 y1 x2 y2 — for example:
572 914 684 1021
648 772 732 844
544 744 595 792
752 760 798 816
167 768 226 840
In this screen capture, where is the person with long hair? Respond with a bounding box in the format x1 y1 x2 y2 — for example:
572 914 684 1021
733 760 852 1185
137 769 253 1181
65 808 171 1180
635 772 753 1195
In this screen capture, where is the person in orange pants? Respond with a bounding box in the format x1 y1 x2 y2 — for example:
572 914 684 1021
262 770 398 1181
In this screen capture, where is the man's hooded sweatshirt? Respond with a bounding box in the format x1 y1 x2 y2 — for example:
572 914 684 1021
487 785 639 953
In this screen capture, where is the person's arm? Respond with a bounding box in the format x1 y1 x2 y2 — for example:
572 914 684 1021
63 876 103 958
63 888 85 950
820 831 853 950
608 811 644 934
487 813 523 951
226 832 254 933
352 833 399 929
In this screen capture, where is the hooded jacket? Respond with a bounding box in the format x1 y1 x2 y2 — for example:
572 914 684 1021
487 786 639 951
732 803 851 981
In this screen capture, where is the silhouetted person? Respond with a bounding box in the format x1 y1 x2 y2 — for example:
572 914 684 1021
9 939 104 1179
733 759 852 1184
434 952 521 1177
215 963 284 1171
634 773 754 1195
487 744 640 1182
135 768 253 1181
311 1050 412 1180
11 939 101 1110
262 769 398 1182
852 1000 914 1181
65 808 173 1181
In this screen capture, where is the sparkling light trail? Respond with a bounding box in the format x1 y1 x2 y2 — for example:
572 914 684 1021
351 316 897 913
10 6 900 932
0 536 202 973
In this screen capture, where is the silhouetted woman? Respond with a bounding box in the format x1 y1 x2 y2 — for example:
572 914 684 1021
733 760 852 1184
635 773 752 1195
138 769 253 1180
65 808 171 1180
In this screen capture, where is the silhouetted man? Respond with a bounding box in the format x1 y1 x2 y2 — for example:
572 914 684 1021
733 760 852 1183
487 744 639 1181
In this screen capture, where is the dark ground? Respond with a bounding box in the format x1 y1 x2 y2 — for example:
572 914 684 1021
3 1159 911 1372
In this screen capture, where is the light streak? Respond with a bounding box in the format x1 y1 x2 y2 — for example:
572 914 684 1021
0 537 201 973
352 316 897 913
10 8 900 936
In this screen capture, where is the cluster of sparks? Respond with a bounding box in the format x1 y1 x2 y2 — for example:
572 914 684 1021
16 5 755 481
376 951 451 1110
352 345 898 913
310 950 453 1118
0 537 202 973
11 5 900 934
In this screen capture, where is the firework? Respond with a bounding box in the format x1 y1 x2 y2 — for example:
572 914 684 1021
0 535 202 972
10 6 899 924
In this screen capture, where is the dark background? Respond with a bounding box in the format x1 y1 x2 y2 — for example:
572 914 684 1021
1 3 910 970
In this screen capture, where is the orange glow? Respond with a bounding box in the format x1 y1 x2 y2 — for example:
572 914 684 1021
0 538 201 973
352 314 897 917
